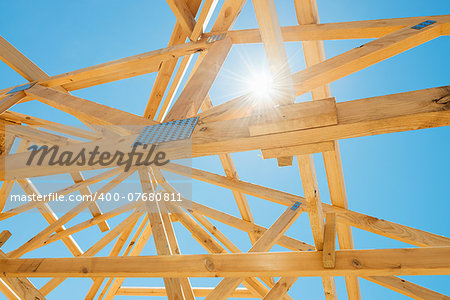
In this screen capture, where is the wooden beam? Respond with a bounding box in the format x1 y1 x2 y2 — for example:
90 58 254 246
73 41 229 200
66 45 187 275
166 0 196 38
143 0 202 119
205 15 450 44
364 276 450 300
0 236 45 300
151 0 244 121
249 97 337 136
191 0 219 40
102 216 153 299
0 35 48 81
138 168 185 300
206 203 303 299
117 286 255 298
17 180 83 257
262 141 335 158
0 91 26 114
3 86 450 180
201 97 258 244
0 37 211 96
0 230 12 248
25 84 157 129
292 19 443 97
323 213 336 269
7 171 132 258
263 277 298 300
164 37 232 121
324 205 450 247
297 154 337 299
251 0 295 105
1 247 449 277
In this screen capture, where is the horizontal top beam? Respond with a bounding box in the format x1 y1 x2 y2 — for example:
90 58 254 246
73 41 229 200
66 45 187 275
2 85 449 180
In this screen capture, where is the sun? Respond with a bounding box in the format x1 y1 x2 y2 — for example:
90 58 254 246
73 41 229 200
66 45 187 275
246 70 275 102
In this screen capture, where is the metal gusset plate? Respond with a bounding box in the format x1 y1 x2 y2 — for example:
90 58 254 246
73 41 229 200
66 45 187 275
7 82 36 94
411 20 436 30
133 117 199 146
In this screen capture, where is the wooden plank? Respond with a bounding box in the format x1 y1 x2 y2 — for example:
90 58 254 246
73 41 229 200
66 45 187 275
8 171 132 258
252 0 295 105
277 156 293 167
0 230 12 248
294 0 330 98
117 287 255 298
0 92 26 114
262 141 335 158
0 35 211 96
25 84 157 130
249 97 337 136
1 247 449 277
206 203 303 299
153 0 243 121
292 20 442 97
138 168 184 300
263 277 298 300
205 15 450 43
323 213 336 269
364 276 450 300
190 0 219 40
39 209 143 295
297 154 337 299
3 86 450 180
101 216 153 300
143 0 202 119
166 0 196 38
165 37 232 121
17 180 83 257
0 278 19 300
1 111 101 141
324 204 450 247
164 200 275 299
201 97 258 244
0 35 48 81
0 249 45 300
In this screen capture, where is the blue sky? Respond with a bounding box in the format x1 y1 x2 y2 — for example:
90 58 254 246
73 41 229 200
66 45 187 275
0 0 449 299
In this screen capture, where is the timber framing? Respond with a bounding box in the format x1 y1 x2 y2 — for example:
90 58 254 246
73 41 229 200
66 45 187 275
0 1 448 299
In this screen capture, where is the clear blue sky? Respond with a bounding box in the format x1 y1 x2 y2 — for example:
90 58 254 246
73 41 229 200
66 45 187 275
0 0 449 299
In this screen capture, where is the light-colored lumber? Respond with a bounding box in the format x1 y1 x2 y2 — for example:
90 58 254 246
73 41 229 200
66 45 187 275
364 276 450 300
249 97 337 136
297 154 337 299
166 0 196 38
143 0 203 119
0 37 211 95
252 0 295 105
1 247 449 277
0 91 26 115
292 20 443 97
263 277 298 300
206 203 303 299
0 230 12 247
117 286 256 298
206 15 450 43
164 36 232 121
5 84 449 180
138 168 185 300
323 212 336 269
201 96 258 244
324 204 450 247
262 141 335 158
